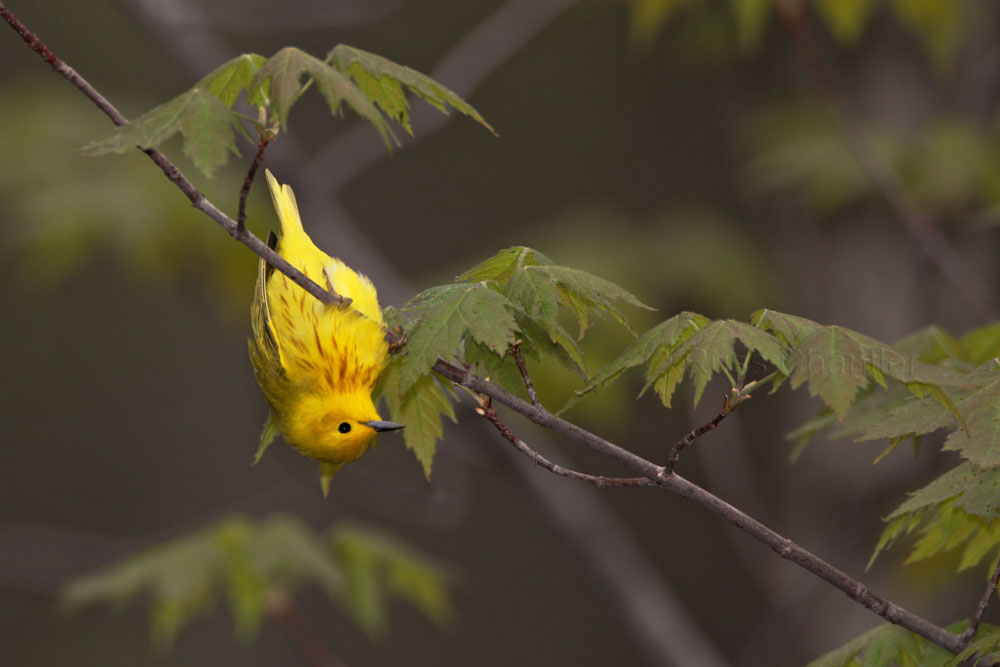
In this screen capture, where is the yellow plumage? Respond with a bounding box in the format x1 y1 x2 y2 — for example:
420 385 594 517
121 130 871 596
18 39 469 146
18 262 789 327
249 170 402 489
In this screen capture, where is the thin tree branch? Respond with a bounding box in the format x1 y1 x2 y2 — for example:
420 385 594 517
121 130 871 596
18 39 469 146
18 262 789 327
433 359 967 655
666 396 731 472
0 1 349 310
475 398 648 488
268 594 348 667
774 1 996 322
511 340 541 408
237 132 273 231
960 557 1000 645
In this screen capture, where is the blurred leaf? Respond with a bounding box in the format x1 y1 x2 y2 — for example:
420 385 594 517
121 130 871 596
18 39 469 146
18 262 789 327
331 524 452 637
812 0 876 44
328 45 496 136
890 0 962 67
942 373 1000 466
627 0 693 47
63 514 450 648
730 0 771 53
952 623 1000 666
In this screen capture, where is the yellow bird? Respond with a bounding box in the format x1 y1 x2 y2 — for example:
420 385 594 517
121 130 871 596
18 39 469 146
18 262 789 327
249 170 403 493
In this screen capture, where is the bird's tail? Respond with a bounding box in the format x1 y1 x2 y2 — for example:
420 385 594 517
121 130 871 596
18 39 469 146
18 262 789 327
265 169 305 236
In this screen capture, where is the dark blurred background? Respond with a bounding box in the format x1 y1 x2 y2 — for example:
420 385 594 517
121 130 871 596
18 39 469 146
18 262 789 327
2 0 999 665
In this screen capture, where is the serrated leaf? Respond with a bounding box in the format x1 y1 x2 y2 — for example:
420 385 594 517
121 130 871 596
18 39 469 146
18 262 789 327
888 462 1000 522
751 308 824 347
457 246 553 284
515 312 586 379
381 364 456 478
179 90 242 178
252 413 279 465
952 623 1000 666
943 375 1000 467
80 91 198 156
642 319 788 407
529 265 652 337
399 283 516 394
465 340 526 398
80 88 242 178
328 44 496 136
961 322 1000 365
856 396 954 444
563 312 709 412
506 267 562 332
194 53 268 108
249 47 391 147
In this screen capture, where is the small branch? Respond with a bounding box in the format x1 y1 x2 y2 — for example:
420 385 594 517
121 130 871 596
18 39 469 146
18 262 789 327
0 1 349 310
475 398 649 488
237 133 273 231
960 557 1000 645
434 359 966 654
269 594 348 667
666 397 731 473
774 2 996 321
511 340 540 407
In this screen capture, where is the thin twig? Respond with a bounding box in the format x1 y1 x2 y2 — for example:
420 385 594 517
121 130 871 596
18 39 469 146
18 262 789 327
960 557 1000 645
475 399 649 488
269 594 348 667
237 133 273 231
511 340 540 407
774 1 996 322
0 1 348 310
666 396 731 473
433 359 967 655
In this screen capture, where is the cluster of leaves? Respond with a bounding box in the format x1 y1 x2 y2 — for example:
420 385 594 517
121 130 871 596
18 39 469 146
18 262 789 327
62 514 451 647
80 45 494 178
627 0 965 65
378 246 652 477
786 322 1000 572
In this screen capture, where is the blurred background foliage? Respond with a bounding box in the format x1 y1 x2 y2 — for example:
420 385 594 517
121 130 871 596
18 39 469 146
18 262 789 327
1 0 998 665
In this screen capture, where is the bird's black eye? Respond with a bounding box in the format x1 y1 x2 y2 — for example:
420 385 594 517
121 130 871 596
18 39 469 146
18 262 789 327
338 422 352 434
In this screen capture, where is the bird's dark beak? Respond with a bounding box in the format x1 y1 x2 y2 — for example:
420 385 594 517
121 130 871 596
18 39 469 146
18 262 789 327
364 420 405 433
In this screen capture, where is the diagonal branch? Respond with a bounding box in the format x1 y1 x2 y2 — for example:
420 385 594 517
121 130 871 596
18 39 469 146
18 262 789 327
511 340 541 408
433 359 967 655
0 1 348 310
666 396 732 472
237 132 274 231
774 2 996 322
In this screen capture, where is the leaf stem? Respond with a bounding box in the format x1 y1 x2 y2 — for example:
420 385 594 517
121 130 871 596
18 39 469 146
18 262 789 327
511 340 540 407
666 398 731 473
959 554 1000 646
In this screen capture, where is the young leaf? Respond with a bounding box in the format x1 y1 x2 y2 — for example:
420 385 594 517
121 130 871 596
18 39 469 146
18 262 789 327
381 364 457 478
399 282 517 394
249 47 392 147
953 624 1000 667
328 44 496 136
641 319 788 407
751 308 824 347
464 339 527 398
527 264 652 337
457 246 553 284
563 311 710 411
194 53 268 108
888 462 1000 522
252 413 279 465
856 395 954 444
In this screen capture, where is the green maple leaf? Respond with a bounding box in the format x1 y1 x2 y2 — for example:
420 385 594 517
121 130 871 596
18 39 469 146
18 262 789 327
328 44 496 136
380 364 456 478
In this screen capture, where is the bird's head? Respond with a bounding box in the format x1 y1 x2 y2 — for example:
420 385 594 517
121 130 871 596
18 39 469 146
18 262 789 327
284 391 404 464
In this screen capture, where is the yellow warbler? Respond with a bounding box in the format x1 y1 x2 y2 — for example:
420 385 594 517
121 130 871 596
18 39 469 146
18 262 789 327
249 170 402 492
